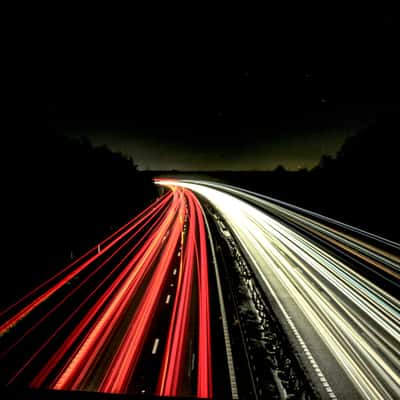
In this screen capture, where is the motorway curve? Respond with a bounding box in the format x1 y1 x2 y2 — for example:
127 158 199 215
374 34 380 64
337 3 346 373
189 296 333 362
0 187 213 398
156 180 400 400
1 178 399 400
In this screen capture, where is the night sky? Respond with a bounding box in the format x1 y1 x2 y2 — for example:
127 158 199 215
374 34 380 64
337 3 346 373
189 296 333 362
45 5 398 171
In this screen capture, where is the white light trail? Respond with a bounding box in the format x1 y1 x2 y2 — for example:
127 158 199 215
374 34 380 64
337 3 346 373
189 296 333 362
156 179 400 399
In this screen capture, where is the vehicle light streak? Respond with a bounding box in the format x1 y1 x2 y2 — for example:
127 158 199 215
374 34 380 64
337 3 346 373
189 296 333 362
3 196 174 371
185 180 400 276
156 190 212 398
157 199 195 396
28 196 175 388
53 190 184 391
0 194 167 320
156 180 400 399
192 193 212 399
2 185 213 398
98 195 184 393
0 192 173 336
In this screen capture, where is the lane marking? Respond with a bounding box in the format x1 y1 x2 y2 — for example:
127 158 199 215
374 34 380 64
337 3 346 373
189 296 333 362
152 338 160 354
243 249 338 399
173 268 177 275
165 294 171 304
192 353 196 371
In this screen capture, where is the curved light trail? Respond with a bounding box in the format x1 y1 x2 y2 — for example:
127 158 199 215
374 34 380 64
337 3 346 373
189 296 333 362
155 179 400 400
0 186 213 398
156 189 212 398
3 176 398 399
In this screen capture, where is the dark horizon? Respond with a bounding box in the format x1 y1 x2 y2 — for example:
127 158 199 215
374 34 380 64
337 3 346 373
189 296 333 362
42 6 398 172
60 121 372 172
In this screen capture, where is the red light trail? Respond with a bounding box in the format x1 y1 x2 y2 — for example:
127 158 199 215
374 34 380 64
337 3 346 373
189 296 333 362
0 185 213 398
156 190 212 398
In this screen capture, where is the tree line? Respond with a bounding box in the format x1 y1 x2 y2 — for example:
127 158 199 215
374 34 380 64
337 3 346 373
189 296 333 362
2 134 158 307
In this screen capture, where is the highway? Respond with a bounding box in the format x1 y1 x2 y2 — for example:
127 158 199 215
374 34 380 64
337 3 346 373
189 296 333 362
0 188 215 398
1 178 399 399
155 179 400 400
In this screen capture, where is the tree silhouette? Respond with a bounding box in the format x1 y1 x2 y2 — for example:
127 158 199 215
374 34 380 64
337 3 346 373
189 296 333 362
2 134 158 308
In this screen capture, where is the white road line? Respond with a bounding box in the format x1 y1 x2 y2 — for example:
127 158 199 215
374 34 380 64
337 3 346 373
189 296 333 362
191 353 196 371
165 294 171 304
246 250 338 399
152 338 160 354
